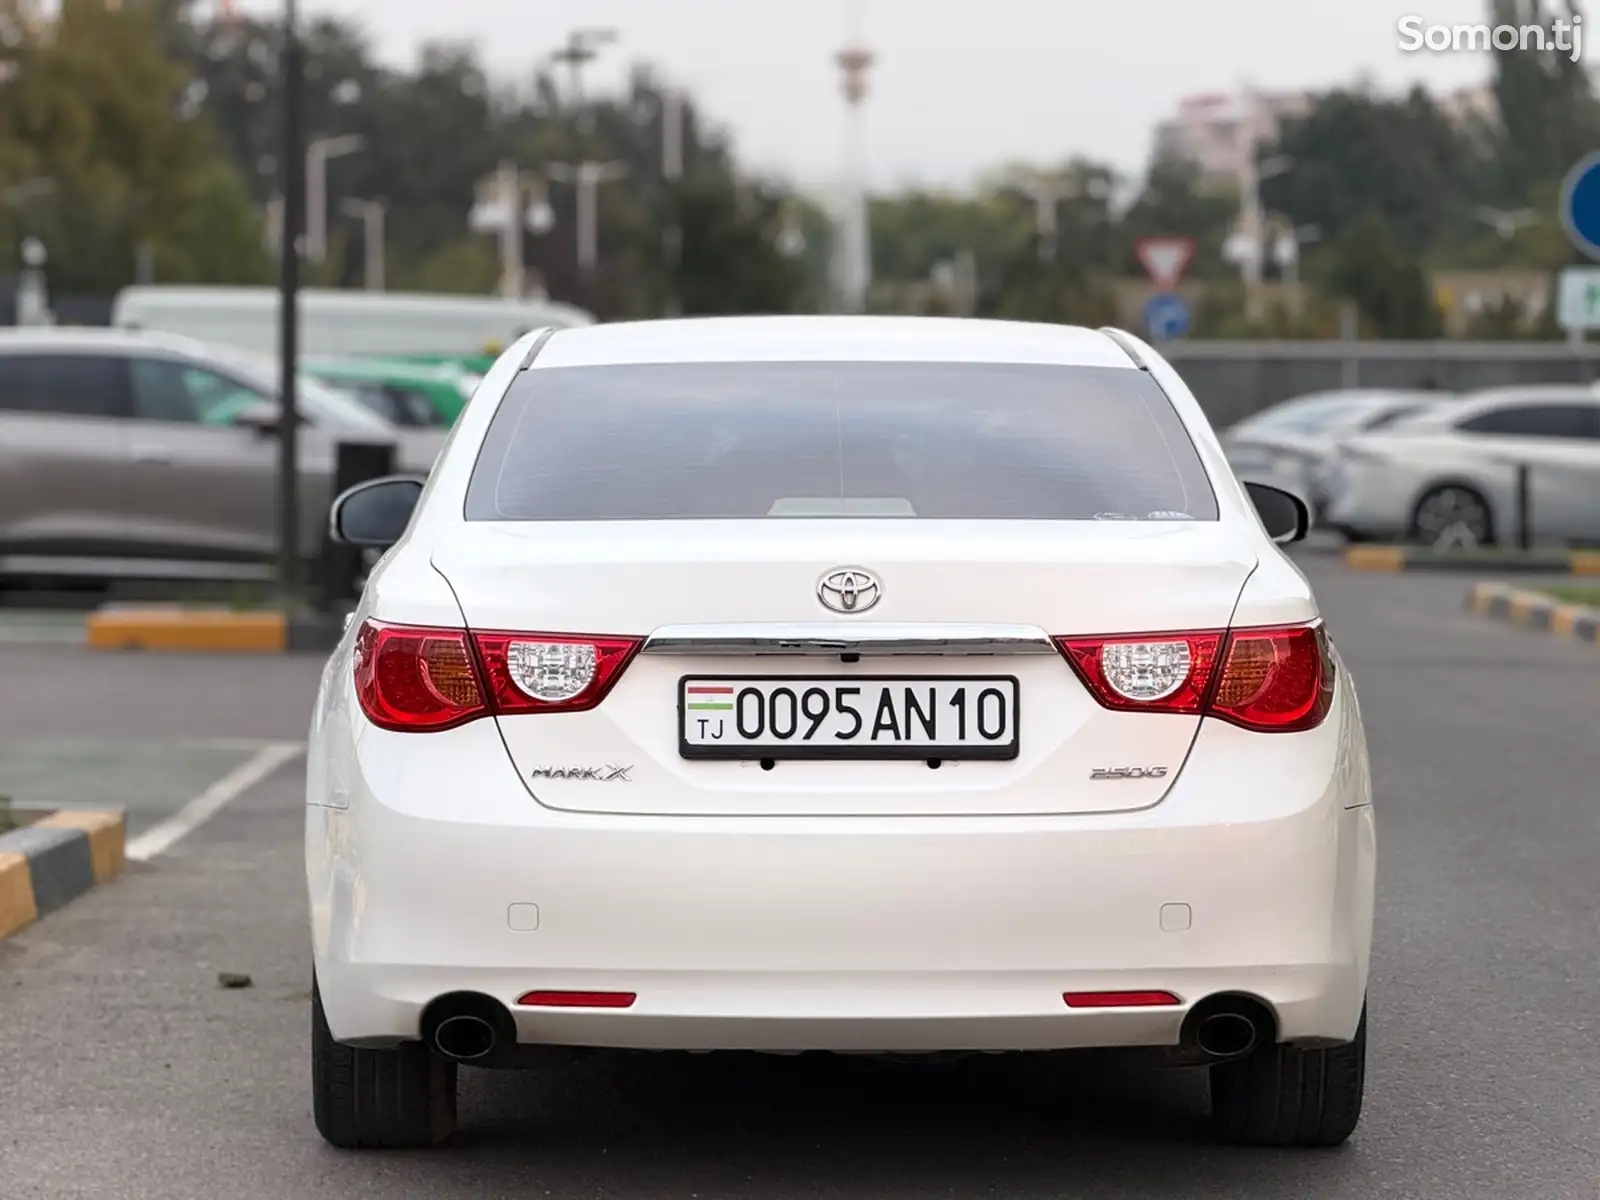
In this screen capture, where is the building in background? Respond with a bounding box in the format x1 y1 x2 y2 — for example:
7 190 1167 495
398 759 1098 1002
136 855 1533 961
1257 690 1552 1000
1152 90 1314 184
1153 85 1500 184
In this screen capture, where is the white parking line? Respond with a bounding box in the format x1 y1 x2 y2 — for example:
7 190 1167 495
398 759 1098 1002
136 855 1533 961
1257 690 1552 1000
125 741 305 862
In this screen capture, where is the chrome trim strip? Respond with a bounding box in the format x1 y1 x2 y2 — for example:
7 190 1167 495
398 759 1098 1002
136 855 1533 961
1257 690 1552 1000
640 623 1058 657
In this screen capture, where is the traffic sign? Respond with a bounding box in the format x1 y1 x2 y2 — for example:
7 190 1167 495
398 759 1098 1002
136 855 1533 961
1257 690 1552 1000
1556 265 1600 329
1559 152 1600 260
1142 291 1190 340
1134 236 1196 290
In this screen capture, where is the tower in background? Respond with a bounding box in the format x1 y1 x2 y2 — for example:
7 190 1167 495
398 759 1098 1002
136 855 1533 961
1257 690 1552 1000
831 14 874 314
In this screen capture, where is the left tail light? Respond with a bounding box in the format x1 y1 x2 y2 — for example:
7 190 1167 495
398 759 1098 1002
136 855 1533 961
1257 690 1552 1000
354 620 642 732
1056 623 1335 734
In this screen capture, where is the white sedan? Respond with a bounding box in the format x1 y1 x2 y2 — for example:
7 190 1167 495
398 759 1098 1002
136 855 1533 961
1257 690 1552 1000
306 317 1376 1151
1322 386 1600 546
1221 388 1445 517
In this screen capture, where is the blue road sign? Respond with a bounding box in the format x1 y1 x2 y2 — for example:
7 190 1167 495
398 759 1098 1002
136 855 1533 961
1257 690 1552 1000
1560 152 1600 260
1142 291 1190 340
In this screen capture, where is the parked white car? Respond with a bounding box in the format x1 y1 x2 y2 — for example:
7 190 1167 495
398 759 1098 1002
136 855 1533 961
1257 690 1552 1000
306 316 1375 1152
1321 385 1600 546
1221 389 1445 516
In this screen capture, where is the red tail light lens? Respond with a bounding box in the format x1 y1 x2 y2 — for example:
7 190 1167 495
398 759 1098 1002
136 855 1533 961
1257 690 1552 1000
473 631 642 715
1208 624 1334 733
1055 631 1224 714
1056 622 1334 734
353 621 642 731
354 620 488 732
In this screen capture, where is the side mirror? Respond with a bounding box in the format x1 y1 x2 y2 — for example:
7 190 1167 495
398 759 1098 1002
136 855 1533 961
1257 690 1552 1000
228 399 283 434
329 475 425 547
1244 480 1311 545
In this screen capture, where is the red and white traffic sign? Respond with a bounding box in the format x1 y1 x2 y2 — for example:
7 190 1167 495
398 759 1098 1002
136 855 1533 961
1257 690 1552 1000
1134 236 1196 290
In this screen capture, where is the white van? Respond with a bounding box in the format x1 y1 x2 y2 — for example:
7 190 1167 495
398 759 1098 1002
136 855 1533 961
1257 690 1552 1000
110 286 595 360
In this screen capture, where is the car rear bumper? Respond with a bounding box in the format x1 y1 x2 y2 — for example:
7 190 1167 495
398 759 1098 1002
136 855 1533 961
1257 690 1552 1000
308 701 1375 1053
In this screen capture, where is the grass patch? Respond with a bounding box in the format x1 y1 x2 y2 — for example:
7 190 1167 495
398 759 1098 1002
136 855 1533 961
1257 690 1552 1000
0 796 22 834
1538 586 1600 608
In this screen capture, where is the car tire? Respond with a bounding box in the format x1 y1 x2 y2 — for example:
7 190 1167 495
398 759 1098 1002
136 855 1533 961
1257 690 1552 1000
1409 485 1494 548
312 977 458 1149
1208 1003 1366 1148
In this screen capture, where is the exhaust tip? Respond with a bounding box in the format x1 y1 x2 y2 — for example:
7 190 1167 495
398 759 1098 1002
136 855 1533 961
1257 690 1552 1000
432 1014 496 1061
1196 1011 1257 1058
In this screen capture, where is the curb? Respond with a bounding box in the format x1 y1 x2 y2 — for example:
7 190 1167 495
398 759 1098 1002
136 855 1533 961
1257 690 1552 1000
1346 546 1600 573
0 809 127 939
84 607 346 654
1465 582 1600 646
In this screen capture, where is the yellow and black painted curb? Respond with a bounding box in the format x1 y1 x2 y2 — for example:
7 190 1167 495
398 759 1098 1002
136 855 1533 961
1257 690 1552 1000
1345 546 1600 574
1466 582 1600 646
0 809 126 940
85 606 345 654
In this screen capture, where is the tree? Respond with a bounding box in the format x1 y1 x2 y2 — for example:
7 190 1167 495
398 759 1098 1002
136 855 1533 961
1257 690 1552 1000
662 176 807 315
1488 0 1600 201
1320 211 1442 338
0 0 265 292
868 190 1027 285
1259 86 1480 257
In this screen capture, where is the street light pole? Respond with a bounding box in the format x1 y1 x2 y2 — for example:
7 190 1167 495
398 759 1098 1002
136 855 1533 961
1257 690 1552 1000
306 134 364 263
276 0 304 603
661 87 684 182
342 198 386 291
659 84 685 316
549 27 618 127
1008 174 1107 263
545 160 628 278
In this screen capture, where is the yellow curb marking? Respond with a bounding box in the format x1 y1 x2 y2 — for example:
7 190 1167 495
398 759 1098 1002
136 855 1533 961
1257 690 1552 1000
86 609 287 653
1344 546 1405 572
0 852 38 939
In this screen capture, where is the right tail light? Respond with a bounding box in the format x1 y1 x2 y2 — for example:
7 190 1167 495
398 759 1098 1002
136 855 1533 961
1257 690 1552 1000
1056 623 1335 733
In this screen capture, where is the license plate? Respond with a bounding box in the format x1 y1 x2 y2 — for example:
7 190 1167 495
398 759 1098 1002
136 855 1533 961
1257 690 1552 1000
678 675 1020 761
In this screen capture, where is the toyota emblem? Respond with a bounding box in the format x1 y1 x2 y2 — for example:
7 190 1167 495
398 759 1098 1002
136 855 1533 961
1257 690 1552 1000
817 568 881 614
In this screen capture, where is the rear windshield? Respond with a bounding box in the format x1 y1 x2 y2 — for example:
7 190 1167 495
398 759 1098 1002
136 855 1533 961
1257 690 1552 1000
465 361 1218 522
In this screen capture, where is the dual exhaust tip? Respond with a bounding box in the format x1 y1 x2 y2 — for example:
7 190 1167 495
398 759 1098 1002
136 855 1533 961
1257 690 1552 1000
1193 1010 1258 1058
1185 996 1273 1061
423 994 514 1063
433 1013 498 1061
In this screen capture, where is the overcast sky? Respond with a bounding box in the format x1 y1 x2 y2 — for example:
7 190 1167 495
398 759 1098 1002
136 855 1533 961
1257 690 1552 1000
234 0 1511 192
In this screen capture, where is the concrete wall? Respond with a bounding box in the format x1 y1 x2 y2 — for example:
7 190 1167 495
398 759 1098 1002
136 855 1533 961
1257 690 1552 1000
1159 341 1600 428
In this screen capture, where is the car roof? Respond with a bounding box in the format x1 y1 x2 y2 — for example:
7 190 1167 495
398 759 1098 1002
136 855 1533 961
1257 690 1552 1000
0 327 215 357
1372 385 1599 432
113 285 596 325
1459 384 1600 405
1261 389 1440 410
305 356 457 378
531 316 1139 370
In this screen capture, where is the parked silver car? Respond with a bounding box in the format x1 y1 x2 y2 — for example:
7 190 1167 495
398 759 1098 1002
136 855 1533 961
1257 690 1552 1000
1221 389 1445 515
1320 386 1600 547
0 329 446 582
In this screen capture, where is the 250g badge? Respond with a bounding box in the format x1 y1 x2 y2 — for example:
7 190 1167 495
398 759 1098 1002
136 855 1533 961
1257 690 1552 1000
1089 766 1168 780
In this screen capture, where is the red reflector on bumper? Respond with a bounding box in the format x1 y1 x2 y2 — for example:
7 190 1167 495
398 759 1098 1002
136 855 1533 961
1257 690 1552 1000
1063 990 1181 1008
517 990 637 1008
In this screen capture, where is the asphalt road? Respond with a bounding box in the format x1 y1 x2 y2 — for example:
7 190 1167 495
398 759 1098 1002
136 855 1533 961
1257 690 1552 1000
1 560 1597 1198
